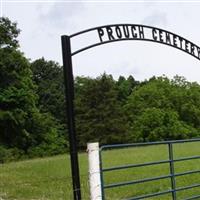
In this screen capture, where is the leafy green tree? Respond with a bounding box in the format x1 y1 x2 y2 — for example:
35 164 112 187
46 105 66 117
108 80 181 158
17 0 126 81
117 75 139 102
75 74 129 148
0 17 66 161
125 76 200 141
0 17 36 151
131 108 197 142
0 48 35 150
170 76 200 128
31 58 65 124
0 17 20 49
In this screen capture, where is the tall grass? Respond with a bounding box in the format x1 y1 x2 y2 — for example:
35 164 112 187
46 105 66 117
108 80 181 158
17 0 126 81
0 142 199 200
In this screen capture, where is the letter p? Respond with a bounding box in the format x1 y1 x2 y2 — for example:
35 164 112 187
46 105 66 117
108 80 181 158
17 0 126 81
97 28 104 42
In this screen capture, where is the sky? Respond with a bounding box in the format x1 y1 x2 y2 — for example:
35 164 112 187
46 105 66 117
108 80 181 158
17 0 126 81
2 0 200 82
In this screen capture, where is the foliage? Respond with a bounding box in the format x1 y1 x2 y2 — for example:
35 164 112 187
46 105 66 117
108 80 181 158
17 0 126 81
117 75 139 102
0 17 67 161
1 17 200 162
132 108 197 142
0 145 24 163
31 58 66 124
0 17 20 49
75 74 129 148
125 76 200 142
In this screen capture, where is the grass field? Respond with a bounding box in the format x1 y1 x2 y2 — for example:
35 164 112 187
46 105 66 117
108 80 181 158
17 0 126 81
0 142 199 200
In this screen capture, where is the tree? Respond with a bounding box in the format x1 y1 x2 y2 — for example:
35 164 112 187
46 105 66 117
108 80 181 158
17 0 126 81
0 17 20 49
31 58 65 124
125 76 200 142
0 17 37 151
0 17 66 161
75 73 129 148
131 108 197 142
117 75 139 102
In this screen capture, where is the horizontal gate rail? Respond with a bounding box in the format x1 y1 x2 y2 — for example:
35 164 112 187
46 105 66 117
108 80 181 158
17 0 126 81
99 138 200 200
126 189 173 200
104 174 172 189
103 159 170 172
184 195 200 200
103 155 200 172
174 155 200 162
176 183 200 192
100 138 200 150
175 170 200 177
104 170 200 189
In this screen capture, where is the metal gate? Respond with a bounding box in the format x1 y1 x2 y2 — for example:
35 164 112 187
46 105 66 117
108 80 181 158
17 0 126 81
99 138 200 200
62 24 200 199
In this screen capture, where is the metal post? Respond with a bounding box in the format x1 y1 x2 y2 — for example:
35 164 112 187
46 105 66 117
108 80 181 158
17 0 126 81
168 143 176 200
61 35 82 200
99 148 105 200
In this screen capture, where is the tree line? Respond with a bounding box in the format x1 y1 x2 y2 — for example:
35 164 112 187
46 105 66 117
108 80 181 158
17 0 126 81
0 17 199 162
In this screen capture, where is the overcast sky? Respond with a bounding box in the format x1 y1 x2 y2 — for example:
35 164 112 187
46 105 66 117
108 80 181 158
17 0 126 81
2 1 200 81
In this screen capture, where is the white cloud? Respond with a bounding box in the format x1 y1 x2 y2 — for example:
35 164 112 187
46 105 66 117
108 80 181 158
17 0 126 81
142 11 167 26
38 2 85 29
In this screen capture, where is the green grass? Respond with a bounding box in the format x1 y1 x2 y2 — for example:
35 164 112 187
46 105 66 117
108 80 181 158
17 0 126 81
0 142 199 200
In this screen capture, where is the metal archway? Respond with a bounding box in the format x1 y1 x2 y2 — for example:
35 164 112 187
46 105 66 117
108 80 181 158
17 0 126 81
61 24 200 200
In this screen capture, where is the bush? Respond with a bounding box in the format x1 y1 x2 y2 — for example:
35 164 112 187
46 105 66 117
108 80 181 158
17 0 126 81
0 146 24 163
27 143 67 158
0 146 8 163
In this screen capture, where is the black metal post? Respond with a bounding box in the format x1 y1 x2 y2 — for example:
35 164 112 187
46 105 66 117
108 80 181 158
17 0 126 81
61 35 82 200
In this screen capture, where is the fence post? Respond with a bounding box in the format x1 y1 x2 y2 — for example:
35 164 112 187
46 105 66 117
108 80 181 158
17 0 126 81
168 143 177 200
87 142 102 200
